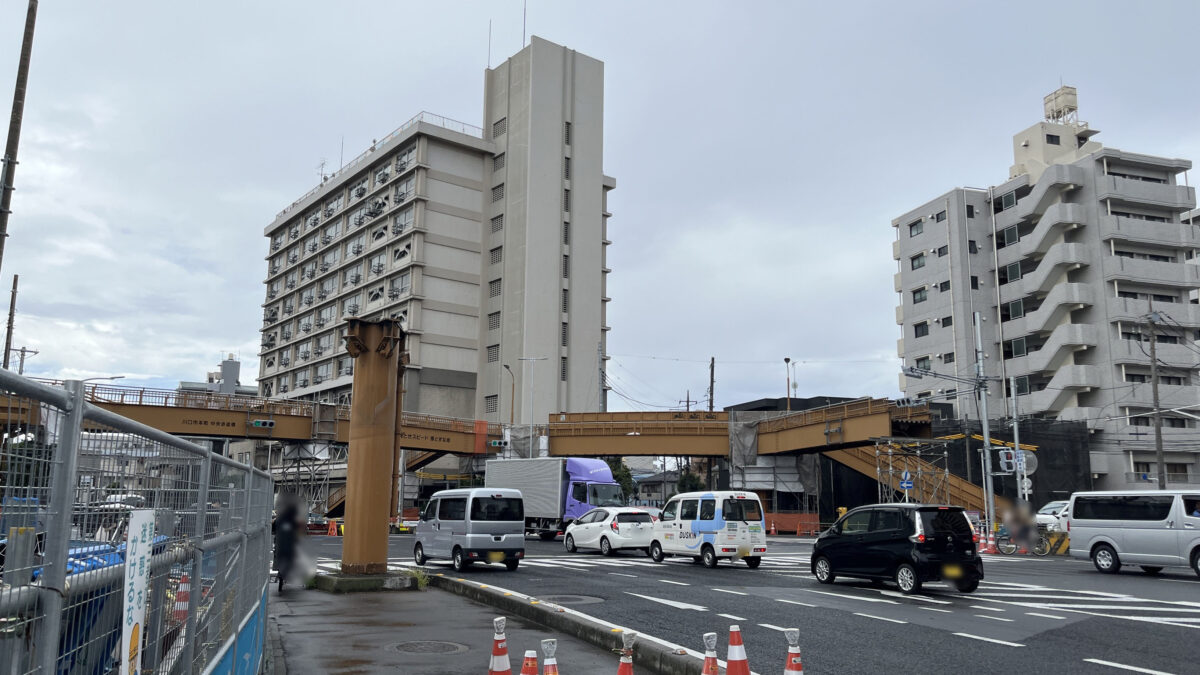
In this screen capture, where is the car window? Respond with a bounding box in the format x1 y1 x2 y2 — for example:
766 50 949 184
699 499 716 520
1038 501 1067 515
661 500 679 522
438 497 466 521
616 512 653 524
577 510 598 524
679 499 699 520
870 509 903 531
571 483 587 502
841 511 872 534
1185 496 1200 517
470 497 523 521
1073 495 1174 521
723 498 763 522
421 500 438 521
918 508 972 536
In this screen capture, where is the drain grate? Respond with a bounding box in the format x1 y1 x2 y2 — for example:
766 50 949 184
538 594 604 605
386 640 469 654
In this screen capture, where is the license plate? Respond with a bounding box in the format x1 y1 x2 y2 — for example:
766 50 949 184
487 551 505 563
943 564 962 579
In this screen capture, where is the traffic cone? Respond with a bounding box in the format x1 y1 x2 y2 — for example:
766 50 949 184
770 521 777 536
541 639 558 675
726 625 751 675
783 628 804 674
173 574 191 623
519 650 538 675
488 617 512 675
327 520 336 536
700 632 719 675
616 631 636 675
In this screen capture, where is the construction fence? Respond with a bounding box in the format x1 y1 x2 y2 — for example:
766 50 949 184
0 369 273 674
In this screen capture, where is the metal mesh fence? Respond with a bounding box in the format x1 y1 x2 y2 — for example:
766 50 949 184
0 371 272 675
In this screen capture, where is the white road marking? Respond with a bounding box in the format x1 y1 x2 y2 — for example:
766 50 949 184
713 588 748 596
971 605 1006 612
718 613 747 621
853 612 907 624
624 592 708 612
1025 612 1066 620
776 599 816 608
1025 605 1200 613
953 633 1024 647
919 607 952 614
1160 578 1199 584
804 589 898 604
608 572 637 578
976 615 1014 622
758 623 790 631
881 590 951 604
660 579 690 586
1081 658 1176 674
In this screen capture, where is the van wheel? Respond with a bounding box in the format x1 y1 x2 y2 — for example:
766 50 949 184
896 563 921 594
1092 544 1121 574
701 545 718 569
744 556 761 569
505 559 519 571
564 534 577 553
413 543 426 566
954 578 979 593
1192 550 1200 578
649 541 665 563
1140 566 1163 575
812 556 835 584
452 548 470 572
600 537 614 557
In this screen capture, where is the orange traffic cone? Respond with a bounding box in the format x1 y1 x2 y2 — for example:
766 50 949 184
519 650 538 675
541 639 558 675
726 625 751 675
700 632 719 675
488 617 512 675
173 573 191 623
784 628 804 674
984 531 998 554
770 521 777 536
327 520 336 536
616 631 636 675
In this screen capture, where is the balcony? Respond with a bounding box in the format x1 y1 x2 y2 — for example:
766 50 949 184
1123 472 1199 486
895 304 904 325
892 239 904 261
1100 214 1200 249
1109 338 1200 368
1097 175 1194 212
1106 296 1200 327
1057 406 1104 430
1118 381 1199 411
1007 323 1097 375
1028 365 1102 414
894 271 903 293
1102 254 1200 289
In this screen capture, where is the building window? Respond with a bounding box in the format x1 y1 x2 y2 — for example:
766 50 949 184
914 321 929 338
937 245 948 257
560 356 568 381
1012 376 1030 395
968 240 978 254
910 253 926 270
487 344 500 362
1046 134 1061 145
491 214 504 233
564 121 571 145
941 315 952 327
970 275 979 290
563 189 570 212
562 254 569 278
485 395 498 414
938 280 950 292
935 210 946 222
493 117 507 138
966 204 975 218
942 352 955 363
561 322 569 347
492 184 505 202
1005 337 1027 358
1125 373 1147 383
1001 299 1024 321
1001 261 1021 285
488 311 501 331
490 246 503 265
489 279 502 298
564 157 570 180
915 356 931 370
561 289 569 313
912 288 928 304
909 220 923 237
494 153 505 171
563 222 570 245
388 271 411 296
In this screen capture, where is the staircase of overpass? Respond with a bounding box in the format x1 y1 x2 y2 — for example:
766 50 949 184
5 383 1002 514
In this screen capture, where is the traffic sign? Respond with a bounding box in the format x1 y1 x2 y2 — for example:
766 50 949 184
899 480 914 490
1021 450 1038 475
901 470 912 481
1022 477 1033 492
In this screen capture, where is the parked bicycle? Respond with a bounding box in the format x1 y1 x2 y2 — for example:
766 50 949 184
995 524 1050 556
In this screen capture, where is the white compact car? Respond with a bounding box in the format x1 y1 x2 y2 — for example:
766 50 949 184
563 507 655 556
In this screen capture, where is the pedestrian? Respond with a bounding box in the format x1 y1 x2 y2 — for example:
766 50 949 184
273 498 301 592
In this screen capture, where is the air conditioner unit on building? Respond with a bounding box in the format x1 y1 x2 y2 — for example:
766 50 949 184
388 289 401 299
371 263 384 274
289 229 299 239
321 236 332 245
300 323 312 332
285 280 296 289
354 187 366 198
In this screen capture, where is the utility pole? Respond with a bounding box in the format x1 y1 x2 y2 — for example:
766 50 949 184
1010 376 1024 502
3 274 15 369
1146 309 1166 489
784 357 791 412
11 346 36 374
708 357 715 412
974 312 997 536
679 391 693 412
598 341 606 412
519 356 546 458
0 1 40 278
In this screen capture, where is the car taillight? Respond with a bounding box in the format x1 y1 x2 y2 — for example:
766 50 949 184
972 532 979 543
916 533 926 543
610 520 619 533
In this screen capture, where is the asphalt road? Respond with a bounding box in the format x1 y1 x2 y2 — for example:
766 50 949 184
304 535 1199 674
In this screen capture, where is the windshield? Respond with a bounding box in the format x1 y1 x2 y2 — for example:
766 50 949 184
723 498 763 522
918 508 972 537
1038 502 1067 515
589 484 625 507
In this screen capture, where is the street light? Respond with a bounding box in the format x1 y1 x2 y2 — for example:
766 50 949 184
519 356 546 458
784 357 791 412
81 375 125 383
502 364 515 426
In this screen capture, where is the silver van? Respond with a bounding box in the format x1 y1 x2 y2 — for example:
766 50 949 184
413 488 525 572
1067 490 1200 576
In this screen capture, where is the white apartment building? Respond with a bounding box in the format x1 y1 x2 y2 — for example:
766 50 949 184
894 87 1200 490
258 37 614 427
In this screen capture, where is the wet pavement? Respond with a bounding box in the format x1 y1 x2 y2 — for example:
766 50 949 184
269 583 619 674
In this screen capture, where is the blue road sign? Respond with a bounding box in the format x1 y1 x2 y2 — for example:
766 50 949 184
900 480 914 490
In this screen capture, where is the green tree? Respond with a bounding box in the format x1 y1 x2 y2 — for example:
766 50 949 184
603 457 636 502
676 470 705 493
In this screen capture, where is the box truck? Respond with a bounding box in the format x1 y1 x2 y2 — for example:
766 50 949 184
484 457 624 539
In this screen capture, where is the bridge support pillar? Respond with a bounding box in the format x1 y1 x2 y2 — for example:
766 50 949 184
340 318 405 575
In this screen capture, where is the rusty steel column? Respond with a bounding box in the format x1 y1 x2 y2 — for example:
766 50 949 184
341 318 404 574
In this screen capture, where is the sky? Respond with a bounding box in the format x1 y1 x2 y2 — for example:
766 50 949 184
1 1 1199 412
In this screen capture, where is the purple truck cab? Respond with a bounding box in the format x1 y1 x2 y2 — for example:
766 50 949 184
484 457 624 540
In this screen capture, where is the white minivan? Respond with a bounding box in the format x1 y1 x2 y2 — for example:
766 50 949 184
1067 490 1200 577
649 491 767 568
413 488 525 572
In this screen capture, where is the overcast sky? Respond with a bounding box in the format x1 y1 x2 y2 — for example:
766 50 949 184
2 1 1198 411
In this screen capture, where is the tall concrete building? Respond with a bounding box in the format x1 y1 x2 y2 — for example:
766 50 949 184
259 37 614 427
893 87 1200 490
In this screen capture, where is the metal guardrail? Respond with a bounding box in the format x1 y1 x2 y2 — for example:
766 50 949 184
1 370 273 674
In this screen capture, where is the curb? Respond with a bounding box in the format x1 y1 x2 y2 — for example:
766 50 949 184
430 574 705 675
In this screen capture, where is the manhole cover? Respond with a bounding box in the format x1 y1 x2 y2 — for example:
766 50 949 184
386 641 469 654
538 594 604 605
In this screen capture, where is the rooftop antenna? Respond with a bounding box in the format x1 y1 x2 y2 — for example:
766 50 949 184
488 19 492 68
339 135 344 170
317 158 327 182
522 0 527 46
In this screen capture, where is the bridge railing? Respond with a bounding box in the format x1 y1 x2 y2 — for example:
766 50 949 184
1 370 273 675
758 397 906 433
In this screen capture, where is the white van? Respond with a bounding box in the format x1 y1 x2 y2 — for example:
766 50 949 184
649 491 767 568
1067 490 1200 577
413 488 525 572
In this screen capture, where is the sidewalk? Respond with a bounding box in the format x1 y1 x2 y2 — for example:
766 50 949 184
269 584 619 674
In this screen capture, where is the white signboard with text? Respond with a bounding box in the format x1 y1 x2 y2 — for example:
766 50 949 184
121 509 155 675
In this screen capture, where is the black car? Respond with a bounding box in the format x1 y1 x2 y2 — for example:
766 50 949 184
811 503 983 594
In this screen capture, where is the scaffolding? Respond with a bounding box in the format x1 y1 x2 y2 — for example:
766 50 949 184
872 437 954 505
